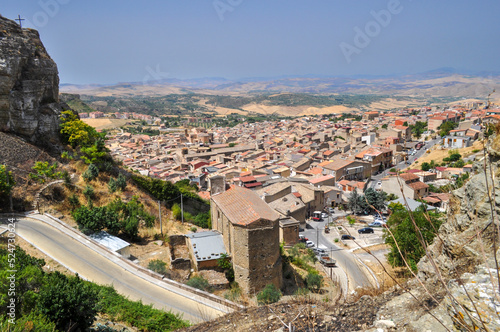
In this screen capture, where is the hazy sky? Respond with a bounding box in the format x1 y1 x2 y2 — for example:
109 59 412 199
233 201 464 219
2 0 500 84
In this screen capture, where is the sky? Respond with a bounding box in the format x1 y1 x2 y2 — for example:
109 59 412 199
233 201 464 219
2 0 500 85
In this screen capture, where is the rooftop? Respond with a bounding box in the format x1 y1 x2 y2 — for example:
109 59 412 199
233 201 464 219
89 231 130 252
186 231 226 262
211 186 279 226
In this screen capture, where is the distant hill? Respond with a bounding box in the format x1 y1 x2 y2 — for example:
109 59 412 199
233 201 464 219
59 71 500 116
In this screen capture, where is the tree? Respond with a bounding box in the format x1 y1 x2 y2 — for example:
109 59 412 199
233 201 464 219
217 253 235 283
29 162 62 184
0 165 15 198
115 173 127 191
60 110 103 149
108 177 118 193
68 193 80 210
257 284 282 305
82 163 99 182
384 206 443 270
438 121 458 137
83 185 95 202
80 144 108 165
348 189 367 214
364 188 386 212
403 121 408 126
421 162 431 171
409 121 428 139
381 124 388 129
37 272 98 331
306 272 323 292
72 205 115 234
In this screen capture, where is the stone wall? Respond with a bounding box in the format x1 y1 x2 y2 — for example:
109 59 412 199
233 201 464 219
231 219 282 294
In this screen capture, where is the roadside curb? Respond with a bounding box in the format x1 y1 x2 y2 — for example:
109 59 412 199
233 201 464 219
16 213 244 314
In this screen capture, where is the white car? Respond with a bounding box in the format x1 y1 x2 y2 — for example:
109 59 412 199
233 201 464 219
321 213 328 219
305 240 315 248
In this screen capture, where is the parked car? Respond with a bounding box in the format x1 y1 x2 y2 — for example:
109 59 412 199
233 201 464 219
358 227 374 234
305 240 315 248
299 235 309 242
341 234 356 240
313 248 326 255
327 207 335 213
368 221 386 227
321 212 328 219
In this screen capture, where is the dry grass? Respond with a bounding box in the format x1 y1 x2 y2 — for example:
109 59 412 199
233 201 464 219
409 140 484 168
81 118 130 130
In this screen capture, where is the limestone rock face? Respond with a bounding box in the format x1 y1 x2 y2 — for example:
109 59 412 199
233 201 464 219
0 15 62 147
418 134 500 282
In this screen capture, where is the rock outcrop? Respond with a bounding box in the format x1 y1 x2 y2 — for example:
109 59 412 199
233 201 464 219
0 15 62 148
373 130 500 331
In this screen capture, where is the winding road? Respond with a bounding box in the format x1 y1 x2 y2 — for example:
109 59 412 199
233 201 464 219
302 218 374 294
0 214 232 323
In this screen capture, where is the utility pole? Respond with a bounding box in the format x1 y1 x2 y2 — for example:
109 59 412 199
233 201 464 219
158 200 162 234
180 193 184 223
316 228 319 248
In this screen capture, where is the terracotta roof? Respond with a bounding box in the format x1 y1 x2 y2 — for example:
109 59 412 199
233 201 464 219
240 176 256 183
309 175 335 184
407 181 429 190
423 196 441 204
400 173 419 181
211 186 279 226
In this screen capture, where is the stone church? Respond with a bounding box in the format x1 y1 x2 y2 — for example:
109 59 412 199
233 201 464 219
210 185 282 294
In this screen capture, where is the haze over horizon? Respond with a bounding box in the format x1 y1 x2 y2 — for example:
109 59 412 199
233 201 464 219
3 0 500 85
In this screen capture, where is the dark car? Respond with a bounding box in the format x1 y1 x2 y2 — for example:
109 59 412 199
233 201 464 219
358 227 374 234
341 234 356 240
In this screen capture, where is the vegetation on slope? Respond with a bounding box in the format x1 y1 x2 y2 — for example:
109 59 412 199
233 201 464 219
0 244 189 331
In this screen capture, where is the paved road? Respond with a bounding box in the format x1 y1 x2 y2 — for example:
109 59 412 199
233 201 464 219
302 216 373 293
3 215 230 323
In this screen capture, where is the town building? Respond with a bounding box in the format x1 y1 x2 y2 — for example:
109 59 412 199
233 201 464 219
211 186 282 294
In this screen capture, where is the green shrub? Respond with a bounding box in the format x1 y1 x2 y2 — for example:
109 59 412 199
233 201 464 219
347 215 356 225
257 284 282 305
0 164 15 198
82 163 99 182
172 203 182 220
148 259 168 275
186 276 211 292
334 238 339 243
83 185 95 202
68 193 80 210
306 272 323 292
294 288 310 296
224 285 241 302
29 161 63 184
190 226 197 233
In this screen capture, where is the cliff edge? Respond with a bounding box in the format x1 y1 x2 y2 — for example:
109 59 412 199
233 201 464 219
0 15 62 148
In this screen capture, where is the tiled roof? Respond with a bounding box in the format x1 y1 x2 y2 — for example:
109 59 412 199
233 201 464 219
400 173 419 181
309 175 335 184
212 186 279 226
407 181 429 190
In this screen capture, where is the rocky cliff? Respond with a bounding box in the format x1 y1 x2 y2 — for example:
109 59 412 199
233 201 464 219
374 130 500 332
0 15 63 148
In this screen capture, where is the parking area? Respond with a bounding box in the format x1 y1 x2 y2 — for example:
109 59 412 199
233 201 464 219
323 216 386 250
